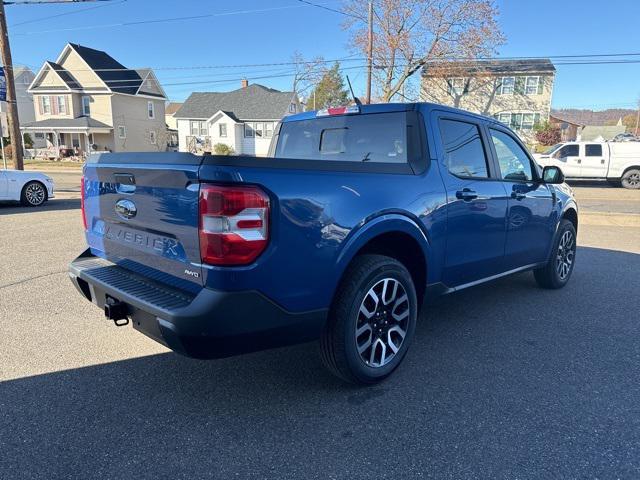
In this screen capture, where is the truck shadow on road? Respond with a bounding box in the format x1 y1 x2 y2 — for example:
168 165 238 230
1 246 639 478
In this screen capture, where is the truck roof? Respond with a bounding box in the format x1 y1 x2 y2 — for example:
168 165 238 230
283 102 502 126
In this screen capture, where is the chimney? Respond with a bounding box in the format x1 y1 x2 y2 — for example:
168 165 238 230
241 79 249 88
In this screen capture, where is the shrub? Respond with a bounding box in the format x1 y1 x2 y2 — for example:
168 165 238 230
23 133 33 148
213 143 234 155
534 121 561 146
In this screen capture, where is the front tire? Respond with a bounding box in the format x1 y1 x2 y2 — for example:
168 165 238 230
320 254 418 384
21 181 47 207
534 219 577 289
621 168 640 189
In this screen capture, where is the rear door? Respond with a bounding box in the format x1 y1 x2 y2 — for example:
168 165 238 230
580 143 608 177
486 126 555 269
83 153 204 291
433 112 508 287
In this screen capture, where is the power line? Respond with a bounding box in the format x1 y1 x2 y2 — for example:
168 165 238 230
295 0 360 19
10 2 337 35
18 52 640 73
9 0 126 27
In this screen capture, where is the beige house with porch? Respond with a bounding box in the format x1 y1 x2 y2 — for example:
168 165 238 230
22 43 167 158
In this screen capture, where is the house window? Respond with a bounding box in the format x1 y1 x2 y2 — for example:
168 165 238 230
497 112 541 130
150 130 156 144
265 122 274 138
118 125 126 139
254 122 264 138
525 76 540 95
147 101 155 119
34 132 45 139
244 123 254 138
499 76 515 95
289 103 296 113
219 123 227 138
190 120 207 136
447 77 466 96
82 96 91 116
56 96 66 115
41 96 51 115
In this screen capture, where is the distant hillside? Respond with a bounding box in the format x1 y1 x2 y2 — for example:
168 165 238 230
551 108 636 126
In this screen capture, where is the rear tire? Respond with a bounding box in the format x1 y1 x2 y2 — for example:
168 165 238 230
20 181 47 207
320 254 418 384
621 168 640 189
534 219 577 289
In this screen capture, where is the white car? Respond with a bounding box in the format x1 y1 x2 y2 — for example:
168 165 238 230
0 169 55 206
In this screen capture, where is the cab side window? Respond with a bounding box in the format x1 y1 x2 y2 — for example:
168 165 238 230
438 119 489 178
556 144 579 158
585 144 602 157
489 129 534 182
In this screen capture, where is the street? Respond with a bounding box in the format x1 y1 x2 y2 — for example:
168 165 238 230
1 169 639 479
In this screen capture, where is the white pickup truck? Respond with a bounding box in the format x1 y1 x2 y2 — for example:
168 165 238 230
534 141 640 189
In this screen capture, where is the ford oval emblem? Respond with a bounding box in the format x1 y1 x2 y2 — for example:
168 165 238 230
115 199 137 220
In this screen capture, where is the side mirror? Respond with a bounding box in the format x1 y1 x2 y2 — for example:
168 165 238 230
542 165 564 184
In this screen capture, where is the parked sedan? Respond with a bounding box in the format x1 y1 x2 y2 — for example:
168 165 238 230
0 169 55 207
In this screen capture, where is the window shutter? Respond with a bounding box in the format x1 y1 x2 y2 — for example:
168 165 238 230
534 113 541 125
446 79 452 95
463 79 469 94
51 96 58 115
38 96 43 115
515 77 525 95
537 77 544 95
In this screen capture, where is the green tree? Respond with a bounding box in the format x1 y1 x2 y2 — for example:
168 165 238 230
305 63 349 111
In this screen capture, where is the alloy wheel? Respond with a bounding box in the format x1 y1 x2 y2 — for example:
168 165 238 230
355 278 410 368
25 183 45 206
556 230 575 280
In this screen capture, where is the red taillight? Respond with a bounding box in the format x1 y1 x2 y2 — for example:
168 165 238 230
80 176 88 231
199 184 270 266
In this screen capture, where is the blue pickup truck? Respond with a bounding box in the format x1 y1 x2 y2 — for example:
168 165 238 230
69 103 578 384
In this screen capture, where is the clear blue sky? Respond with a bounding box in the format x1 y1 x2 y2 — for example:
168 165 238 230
5 0 640 110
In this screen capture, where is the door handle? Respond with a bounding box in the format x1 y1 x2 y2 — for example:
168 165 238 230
601 159 605 164
511 191 526 201
456 189 478 201
576 158 582 164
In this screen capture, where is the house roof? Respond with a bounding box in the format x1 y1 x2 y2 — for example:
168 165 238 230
580 125 626 141
422 59 556 77
175 84 296 120
21 117 112 130
46 61 81 89
549 114 583 127
165 102 183 116
67 43 145 95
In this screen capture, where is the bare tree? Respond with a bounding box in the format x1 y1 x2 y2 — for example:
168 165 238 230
342 0 504 102
290 51 326 98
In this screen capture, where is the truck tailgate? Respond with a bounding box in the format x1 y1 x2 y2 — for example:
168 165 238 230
83 153 203 292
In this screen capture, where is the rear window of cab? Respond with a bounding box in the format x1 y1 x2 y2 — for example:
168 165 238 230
275 112 410 164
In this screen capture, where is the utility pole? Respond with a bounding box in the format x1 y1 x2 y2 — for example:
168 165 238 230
0 1 23 170
365 1 373 104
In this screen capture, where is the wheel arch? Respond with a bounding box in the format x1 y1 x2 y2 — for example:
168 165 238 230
562 206 578 233
334 214 430 309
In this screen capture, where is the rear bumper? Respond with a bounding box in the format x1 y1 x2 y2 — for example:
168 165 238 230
68 250 327 358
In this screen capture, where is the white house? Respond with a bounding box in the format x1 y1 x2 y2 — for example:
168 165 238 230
175 81 301 156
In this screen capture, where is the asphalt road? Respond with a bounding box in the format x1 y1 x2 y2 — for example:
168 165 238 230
1 170 639 479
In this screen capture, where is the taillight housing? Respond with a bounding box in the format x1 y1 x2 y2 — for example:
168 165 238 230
80 176 88 231
199 184 270 266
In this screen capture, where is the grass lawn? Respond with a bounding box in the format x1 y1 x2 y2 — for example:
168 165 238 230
23 159 84 170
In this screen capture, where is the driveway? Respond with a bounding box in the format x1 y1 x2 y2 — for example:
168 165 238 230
1 173 639 479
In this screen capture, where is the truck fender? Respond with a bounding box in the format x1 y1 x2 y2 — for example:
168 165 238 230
333 213 430 284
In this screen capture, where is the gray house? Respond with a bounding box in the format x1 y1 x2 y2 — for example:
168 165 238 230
175 81 301 156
